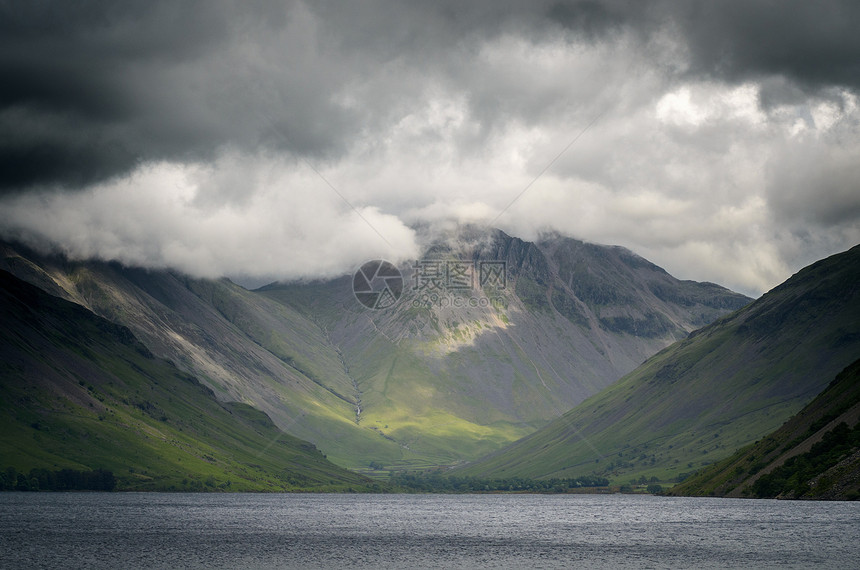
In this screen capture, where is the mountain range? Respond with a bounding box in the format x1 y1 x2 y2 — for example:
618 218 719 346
0 229 750 473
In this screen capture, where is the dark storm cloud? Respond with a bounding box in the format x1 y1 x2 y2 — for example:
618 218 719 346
4 0 857 194
0 0 515 193
0 0 343 193
548 0 860 94
671 0 860 96
0 0 644 194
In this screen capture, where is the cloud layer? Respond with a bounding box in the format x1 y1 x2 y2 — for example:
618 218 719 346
1 0 859 295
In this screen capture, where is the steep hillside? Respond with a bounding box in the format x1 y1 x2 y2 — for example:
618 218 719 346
1 230 749 472
670 359 860 500
0 242 402 470
459 244 860 484
0 270 374 491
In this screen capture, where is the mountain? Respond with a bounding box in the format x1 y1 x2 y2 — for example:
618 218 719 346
458 244 860 484
257 229 751 468
0 229 750 472
669 358 860 500
0 270 375 491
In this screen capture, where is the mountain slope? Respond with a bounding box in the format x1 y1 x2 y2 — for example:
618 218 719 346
458 244 860 484
1 230 750 471
669 358 860 499
0 270 374 491
0 242 403 470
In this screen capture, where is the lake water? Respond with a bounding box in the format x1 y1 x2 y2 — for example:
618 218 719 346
1 493 858 569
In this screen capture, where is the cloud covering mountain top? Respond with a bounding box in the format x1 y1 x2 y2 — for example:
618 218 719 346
1 0 858 295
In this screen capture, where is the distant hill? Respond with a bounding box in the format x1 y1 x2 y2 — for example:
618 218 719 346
670 359 860 500
458 245 860 485
0 270 375 491
0 229 750 472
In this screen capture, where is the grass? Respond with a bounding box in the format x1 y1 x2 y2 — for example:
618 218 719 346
670 358 860 499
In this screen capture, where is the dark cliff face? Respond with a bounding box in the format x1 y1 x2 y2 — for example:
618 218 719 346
476 229 751 336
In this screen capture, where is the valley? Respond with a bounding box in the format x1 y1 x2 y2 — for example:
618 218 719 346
1 230 750 474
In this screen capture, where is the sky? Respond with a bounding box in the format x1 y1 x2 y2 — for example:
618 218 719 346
1 1 859 297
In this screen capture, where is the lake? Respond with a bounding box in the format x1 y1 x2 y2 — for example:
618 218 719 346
1 493 857 568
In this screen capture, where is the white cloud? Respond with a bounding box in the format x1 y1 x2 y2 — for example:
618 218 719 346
0 157 420 281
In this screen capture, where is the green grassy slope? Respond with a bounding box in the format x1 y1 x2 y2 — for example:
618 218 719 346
0 244 413 471
670 359 860 499
0 270 376 491
458 245 860 485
